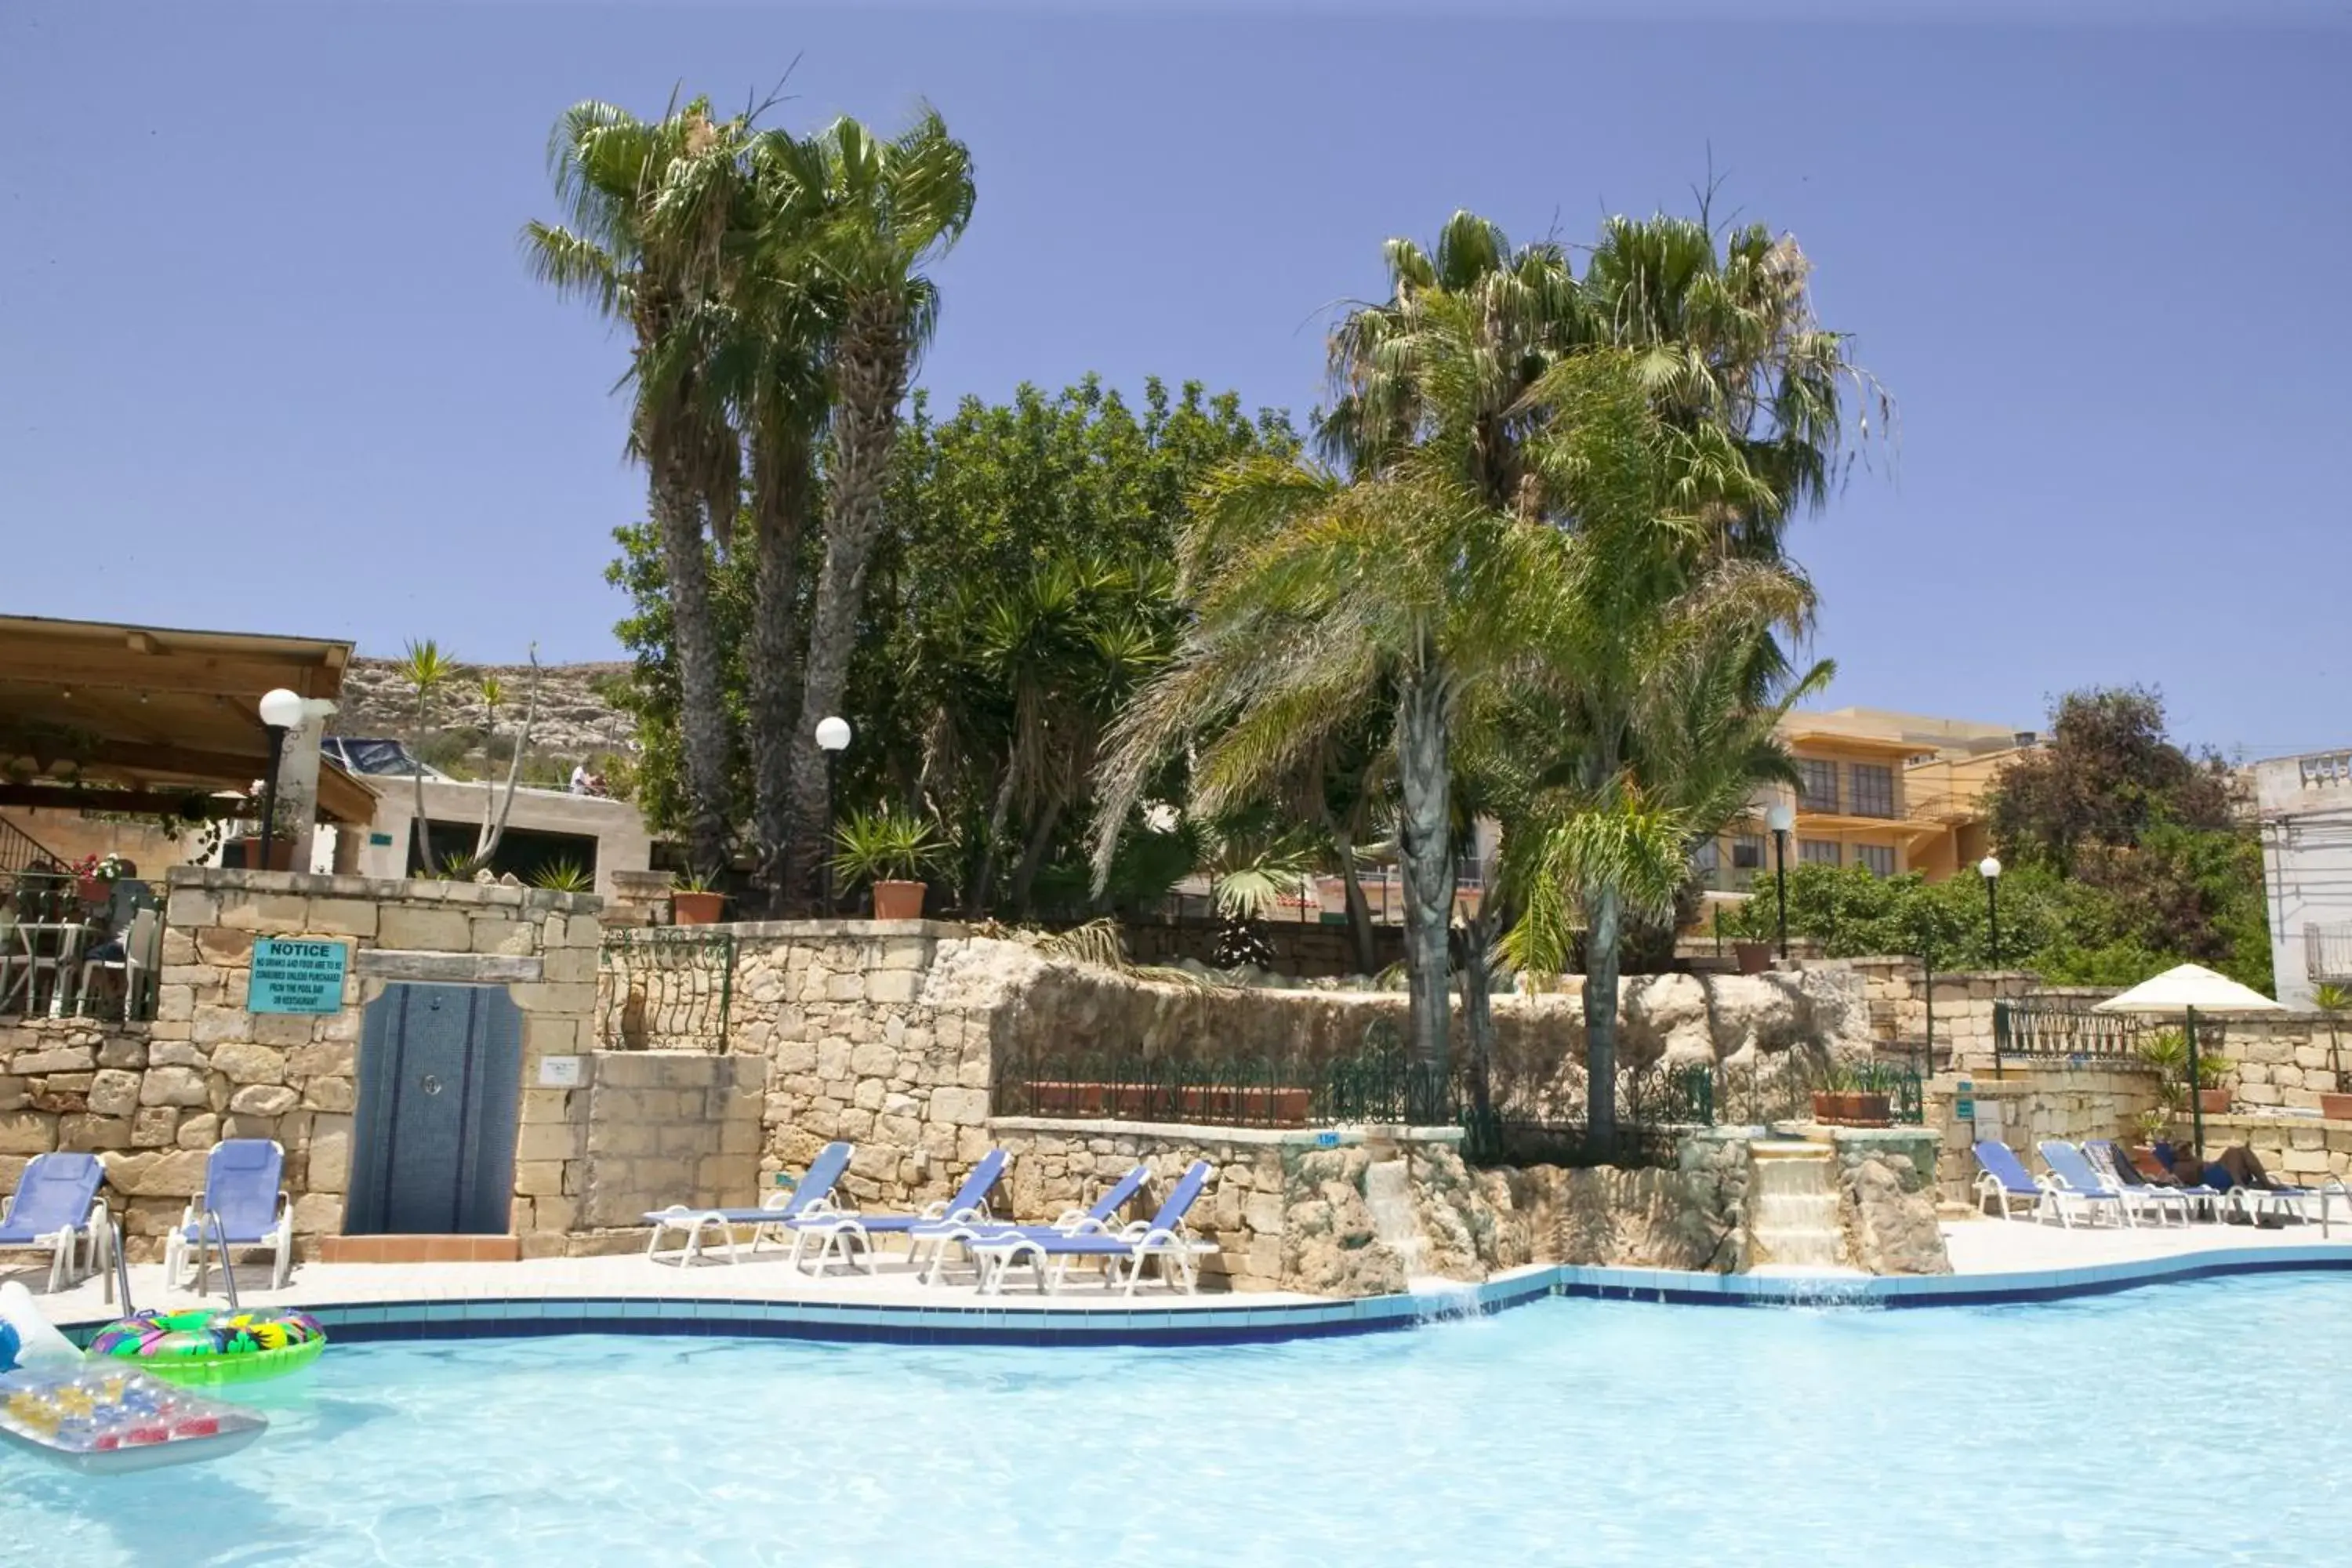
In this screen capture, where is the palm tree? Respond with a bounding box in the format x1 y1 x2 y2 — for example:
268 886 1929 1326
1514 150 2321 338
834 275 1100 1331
1580 212 1888 558
1492 354 1816 1145
525 98 748 880
766 108 975 906
1096 215 1578 1078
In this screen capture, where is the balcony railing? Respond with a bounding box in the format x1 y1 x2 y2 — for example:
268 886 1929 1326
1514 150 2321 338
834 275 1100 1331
2299 752 2352 790
2307 924 2352 985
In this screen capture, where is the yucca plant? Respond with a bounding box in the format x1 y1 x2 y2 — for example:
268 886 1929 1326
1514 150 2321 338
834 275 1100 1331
829 807 949 888
532 858 594 893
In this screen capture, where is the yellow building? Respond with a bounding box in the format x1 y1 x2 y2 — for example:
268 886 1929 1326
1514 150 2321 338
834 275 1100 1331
1692 706 2034 898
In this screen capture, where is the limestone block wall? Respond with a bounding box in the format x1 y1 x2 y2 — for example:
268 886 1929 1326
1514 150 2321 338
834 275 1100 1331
2209 1112 2352 1185
1120 917 1405 979
1846 957 2041 1061
571 1052 761 1232
1922 1068 2161 1206
78 867 603 1258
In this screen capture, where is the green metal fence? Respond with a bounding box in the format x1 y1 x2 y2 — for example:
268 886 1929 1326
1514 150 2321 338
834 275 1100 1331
595 927 736 1051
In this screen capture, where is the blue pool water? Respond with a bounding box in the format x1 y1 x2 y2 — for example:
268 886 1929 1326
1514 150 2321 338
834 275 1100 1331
9 1279 2347 1566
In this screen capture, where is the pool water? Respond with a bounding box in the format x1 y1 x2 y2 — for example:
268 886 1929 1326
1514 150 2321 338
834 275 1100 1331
11 1278 2347 1566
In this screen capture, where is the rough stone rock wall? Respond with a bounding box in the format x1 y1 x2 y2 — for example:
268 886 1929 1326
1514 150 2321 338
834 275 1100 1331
1845 957 2039 1060
736 924 1010 1210
1548 1134 1750 1272
335 657 637 764
1831 1130 1950 1276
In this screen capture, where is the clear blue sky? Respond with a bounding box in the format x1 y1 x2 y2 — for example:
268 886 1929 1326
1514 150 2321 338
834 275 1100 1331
4 3 2346 757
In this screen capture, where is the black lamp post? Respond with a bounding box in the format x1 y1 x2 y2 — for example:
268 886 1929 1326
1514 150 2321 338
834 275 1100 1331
256 687 305 871
1766 800 1795 961
1979 855 2003 968
815 715 851 913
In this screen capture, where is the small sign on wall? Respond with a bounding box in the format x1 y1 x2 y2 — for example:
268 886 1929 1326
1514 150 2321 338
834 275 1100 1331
537 1055 584 1088
248 938 351 1014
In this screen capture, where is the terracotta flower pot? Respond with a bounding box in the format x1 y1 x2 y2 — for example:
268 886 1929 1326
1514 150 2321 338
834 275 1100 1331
1811 1090 1893 1127
2321 1093 2352 1123
1733 941 1774 976
2196 1087 2230 1115
670 891 726 925
870 880 927 921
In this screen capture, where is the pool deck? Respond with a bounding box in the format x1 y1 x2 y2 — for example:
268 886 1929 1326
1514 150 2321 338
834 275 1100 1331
15 1217 2352 1346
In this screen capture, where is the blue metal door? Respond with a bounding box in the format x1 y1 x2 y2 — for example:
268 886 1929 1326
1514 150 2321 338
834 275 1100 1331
347 983 524 1235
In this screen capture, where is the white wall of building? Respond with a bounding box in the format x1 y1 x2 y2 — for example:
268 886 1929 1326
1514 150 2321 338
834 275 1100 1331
361 780 654 897
2256 749 2352 1008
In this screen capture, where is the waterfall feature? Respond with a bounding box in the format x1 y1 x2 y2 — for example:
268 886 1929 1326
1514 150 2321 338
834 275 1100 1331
1744 1142 1857 1274
1363 1160 1427 1276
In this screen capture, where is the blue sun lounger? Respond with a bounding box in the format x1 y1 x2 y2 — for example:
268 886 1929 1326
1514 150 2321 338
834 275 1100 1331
0 1152 108 1293
966 1161 1217 1296
909 1163 1152 1285
2084 1140 2226 1221
644 1142 854 1265
787 1149 1011 1276
165 1139 294 1290
2040 1140 2189 1229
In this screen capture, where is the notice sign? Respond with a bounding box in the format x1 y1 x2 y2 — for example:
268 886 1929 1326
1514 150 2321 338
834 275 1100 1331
249 938 350 1014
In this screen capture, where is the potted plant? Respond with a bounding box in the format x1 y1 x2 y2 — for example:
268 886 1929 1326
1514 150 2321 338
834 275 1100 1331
72 852 132 906
1809 1062 1893 1127
830 807 946 920
670 871 726 926
2317 984 2352 1121
2128 1105 2172 1166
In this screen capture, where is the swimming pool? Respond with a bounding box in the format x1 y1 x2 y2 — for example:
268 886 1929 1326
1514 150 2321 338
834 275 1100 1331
12 1276 2345 1566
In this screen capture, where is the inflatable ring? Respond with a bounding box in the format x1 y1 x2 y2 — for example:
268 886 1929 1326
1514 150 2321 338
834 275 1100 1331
87 1309 326 1387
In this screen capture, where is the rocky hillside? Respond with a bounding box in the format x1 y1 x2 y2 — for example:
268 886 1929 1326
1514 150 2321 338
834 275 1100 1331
333 658 641 776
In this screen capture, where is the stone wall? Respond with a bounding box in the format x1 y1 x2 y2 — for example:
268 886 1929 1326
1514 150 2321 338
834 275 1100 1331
983 1118 1526 1294
1922 1066 2161 1206
569 1052 761 1233
1846 957 2041 1061
0 868 604 1259
2211 1112 2352 1186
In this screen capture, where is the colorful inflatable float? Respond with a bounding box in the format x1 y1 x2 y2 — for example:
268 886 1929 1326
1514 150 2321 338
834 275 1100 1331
0 1283 267 1473
87 1308 327 1387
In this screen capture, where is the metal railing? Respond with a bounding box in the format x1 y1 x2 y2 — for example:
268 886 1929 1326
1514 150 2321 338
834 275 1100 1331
1991 1000 2158 1062
996 1018 1919 1171
2306 924 2352 985
0 816 69 881
596 927 736 1051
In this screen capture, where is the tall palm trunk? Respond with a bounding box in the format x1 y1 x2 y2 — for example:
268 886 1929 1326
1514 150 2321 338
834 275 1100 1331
748 425 811 911
1582 884 1624 1152
655 443 733 880
1393 670 1453 1092
1455 897 1504 1131
789 296 911 906
1329 822 1379 976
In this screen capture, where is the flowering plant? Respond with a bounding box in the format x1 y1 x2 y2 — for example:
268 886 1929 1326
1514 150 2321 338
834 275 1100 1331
71 853 133 882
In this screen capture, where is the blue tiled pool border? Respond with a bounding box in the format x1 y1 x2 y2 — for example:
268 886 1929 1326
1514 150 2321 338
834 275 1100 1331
57 1247 2352 1348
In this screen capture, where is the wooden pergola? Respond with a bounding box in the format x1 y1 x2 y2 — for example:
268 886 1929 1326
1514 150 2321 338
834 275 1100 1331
0 613 376 824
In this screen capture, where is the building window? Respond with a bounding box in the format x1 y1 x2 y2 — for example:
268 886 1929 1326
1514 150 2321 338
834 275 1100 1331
1854 843 1895 877
1691 839 1720 875
1731 835 1764 870
1795 757 1839 814
1798 839 1841 866
1849 763 1896 818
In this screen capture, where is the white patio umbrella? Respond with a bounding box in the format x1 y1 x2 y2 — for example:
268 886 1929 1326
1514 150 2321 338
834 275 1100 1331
2096 964 2285 1155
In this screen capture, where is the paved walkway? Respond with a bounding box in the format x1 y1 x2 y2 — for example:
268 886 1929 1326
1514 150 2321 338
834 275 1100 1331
13 1214 2351 1331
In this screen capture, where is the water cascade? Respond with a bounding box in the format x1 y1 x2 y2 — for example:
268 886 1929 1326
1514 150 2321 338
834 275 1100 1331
1363 1159 1427 1277
1743 1142 1857 1274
